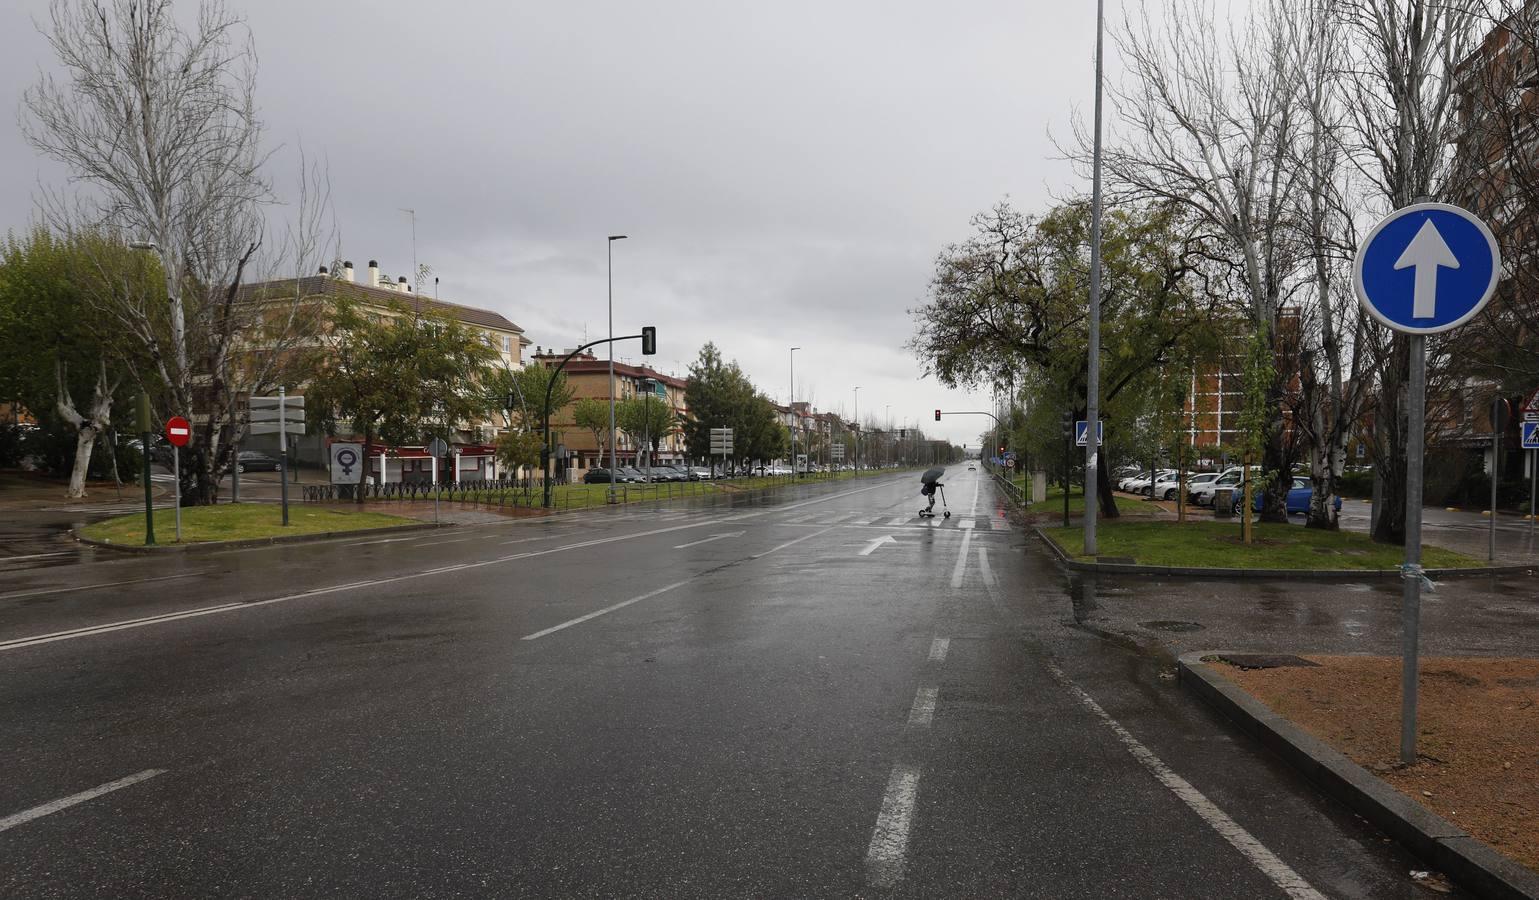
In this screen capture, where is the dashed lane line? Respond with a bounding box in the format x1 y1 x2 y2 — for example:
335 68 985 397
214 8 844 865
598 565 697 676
1047 664 1327 900
927 637 950 662
977 547 996 588
865 764 922 889
949 528 974 588
0 769 167 833
907 686 938 728
520 580 692 641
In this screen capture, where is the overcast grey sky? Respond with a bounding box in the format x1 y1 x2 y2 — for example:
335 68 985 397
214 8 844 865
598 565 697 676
1 0 1112 448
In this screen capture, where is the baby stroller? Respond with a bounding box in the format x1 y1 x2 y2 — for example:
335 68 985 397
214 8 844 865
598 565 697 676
918 466 950 519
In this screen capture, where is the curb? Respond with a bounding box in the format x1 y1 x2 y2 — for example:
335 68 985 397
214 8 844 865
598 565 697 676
1178 651 1539 900
74 521 444 554
1033 526 1536 580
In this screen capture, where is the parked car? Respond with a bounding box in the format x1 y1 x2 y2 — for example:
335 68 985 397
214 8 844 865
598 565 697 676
1118 470 1153 492
583 467 630 484
1123 469 1172 496
1176 472 1220 503
1239 476 1344 516
235 450 280 473
647 466 687 482
1148 471 1205 501
1191 466 1260 507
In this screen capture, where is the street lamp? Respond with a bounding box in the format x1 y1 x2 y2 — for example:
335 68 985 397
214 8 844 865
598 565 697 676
1084 0 1107 555
607 234 627 503
790 347 800 476
853 386 861 473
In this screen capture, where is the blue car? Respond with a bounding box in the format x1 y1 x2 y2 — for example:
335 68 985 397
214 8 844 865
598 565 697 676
1238 476 1343 515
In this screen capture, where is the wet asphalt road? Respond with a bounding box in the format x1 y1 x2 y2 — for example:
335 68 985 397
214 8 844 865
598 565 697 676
0 470 1481 897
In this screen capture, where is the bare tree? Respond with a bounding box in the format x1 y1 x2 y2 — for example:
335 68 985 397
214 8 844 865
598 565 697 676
1337 0 1483 543
23 0 332 504
1092 0 1309 522
1284 0 1377 529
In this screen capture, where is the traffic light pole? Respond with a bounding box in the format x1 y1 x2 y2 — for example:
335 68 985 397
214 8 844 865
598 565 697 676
542 329 656 509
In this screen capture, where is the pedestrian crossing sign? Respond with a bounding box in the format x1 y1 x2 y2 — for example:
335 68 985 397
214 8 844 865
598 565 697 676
1523 422 1539 450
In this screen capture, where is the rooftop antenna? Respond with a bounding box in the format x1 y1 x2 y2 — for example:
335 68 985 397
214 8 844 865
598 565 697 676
400 207 417 288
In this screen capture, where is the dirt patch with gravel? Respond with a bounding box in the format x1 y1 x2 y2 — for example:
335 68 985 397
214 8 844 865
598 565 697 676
1214 655 1539 875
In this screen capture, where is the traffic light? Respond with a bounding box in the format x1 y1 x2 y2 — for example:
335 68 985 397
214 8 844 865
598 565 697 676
1062 410 1073 439
641 326 657 355
934 409 941 421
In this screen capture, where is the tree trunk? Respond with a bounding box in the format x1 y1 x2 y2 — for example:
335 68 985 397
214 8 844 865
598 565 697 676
65 423 98 499
1097 459 1119 518
1372 338 1410 545
359 426 374 505
1259 367 1292 524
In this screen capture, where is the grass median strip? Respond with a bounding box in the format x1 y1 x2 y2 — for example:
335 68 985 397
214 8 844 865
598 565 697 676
1026 488 1150 518
79 503 416 546
1043 519 1482 570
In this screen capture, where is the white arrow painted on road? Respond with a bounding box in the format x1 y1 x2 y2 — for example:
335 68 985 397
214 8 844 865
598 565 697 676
673 531 745 549
1394 219 1460 318
859 535 898 556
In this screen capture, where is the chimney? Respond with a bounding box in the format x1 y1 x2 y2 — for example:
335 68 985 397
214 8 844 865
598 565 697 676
318 265 329 275
341 261 355 282
398 276 409 293
367 260 380 288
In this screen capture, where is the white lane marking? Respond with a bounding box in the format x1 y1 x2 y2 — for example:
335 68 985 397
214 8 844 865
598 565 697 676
0 551 74 563
928 637 950 662
673 531 744 549
785 513 817 524
521 580 691 641
907 686 938 727
991 516 1008 531
0 518 736 653
750 526 834 560
865 764 922 889
346 536 417 547
958 518 976 530
0 571 209 603
949 528 974 588
977 547 996 587
499 533 570 545
858 535 897 556
414 537 473 547
1047 664 1327 900
0 769 167 833
969 471 980 516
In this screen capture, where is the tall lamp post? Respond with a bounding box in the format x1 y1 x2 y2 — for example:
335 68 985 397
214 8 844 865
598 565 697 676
1083 0 1107 555
607 234 627 503
789 347 800 476
853 386 861 473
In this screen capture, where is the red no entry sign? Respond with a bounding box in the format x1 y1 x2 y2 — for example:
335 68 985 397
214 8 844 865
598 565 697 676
165 415 191 447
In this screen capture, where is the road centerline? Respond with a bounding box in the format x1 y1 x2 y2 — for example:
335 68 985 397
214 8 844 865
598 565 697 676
0 769 167 833
865 763 922 889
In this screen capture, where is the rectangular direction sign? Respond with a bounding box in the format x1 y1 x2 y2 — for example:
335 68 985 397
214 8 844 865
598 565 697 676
831 442 845 460
1075 420 1104 447
248 422 306 435
1524 422 1539 450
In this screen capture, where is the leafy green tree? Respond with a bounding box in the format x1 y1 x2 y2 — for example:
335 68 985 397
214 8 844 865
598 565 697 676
488 363 573 432
618 395 676 463
0 228 147 496
307 298 499 501
572 398 612 462
495 429 543 474
910 200 1222 516
683 343 784 466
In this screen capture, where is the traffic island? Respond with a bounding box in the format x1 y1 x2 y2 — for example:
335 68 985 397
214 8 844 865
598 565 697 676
1181 652 1539 899
1033 519 1519 578
76 503 426 551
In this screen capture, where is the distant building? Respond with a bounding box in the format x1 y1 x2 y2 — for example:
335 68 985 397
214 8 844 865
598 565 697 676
530 347 689 472
243 260 532 482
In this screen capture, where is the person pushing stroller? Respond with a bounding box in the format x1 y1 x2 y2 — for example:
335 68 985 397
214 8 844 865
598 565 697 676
918 466 950 519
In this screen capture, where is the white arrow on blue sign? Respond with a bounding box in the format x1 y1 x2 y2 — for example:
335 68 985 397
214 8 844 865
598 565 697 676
1075 420 1103 447
1523 422 1539 450
1353 202 1500 335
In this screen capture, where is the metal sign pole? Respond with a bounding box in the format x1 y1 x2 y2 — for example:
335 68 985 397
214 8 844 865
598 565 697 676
279 387 290 527
1400 333 1427 765
173 443 182 542
1531 446 1536 538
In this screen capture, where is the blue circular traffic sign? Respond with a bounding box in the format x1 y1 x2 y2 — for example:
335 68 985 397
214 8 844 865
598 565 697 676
1353 202 1500 335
